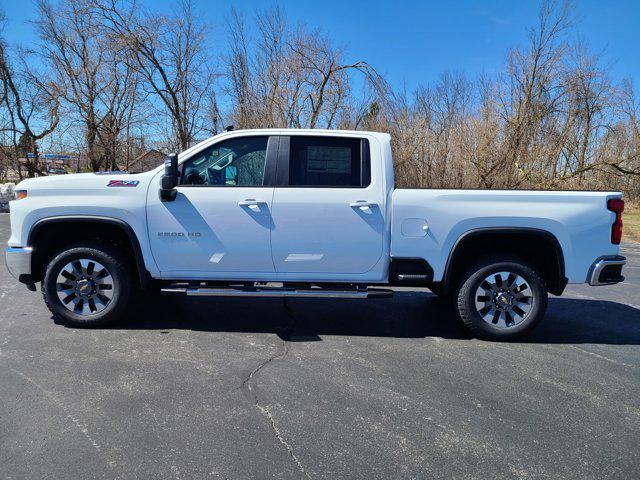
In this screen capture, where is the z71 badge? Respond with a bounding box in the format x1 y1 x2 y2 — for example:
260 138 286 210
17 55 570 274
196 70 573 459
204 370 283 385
108 180 140 187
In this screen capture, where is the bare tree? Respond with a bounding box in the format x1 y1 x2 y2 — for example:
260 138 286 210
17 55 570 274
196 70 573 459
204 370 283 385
36 0 110 171
497 0 574 187
0 11 60 178
596 79 640 197
96 0 216 151
224 7 383 131
224 9 255 129
96 55 140 170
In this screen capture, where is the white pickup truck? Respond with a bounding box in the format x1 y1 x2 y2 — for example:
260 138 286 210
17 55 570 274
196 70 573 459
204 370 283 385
5 129 627 339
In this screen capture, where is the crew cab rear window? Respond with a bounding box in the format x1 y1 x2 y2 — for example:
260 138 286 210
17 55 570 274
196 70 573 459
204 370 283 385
288 136 370 187
180 136 268 186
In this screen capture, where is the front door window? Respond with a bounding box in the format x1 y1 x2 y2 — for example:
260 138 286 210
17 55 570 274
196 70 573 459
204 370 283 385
181 136 268 187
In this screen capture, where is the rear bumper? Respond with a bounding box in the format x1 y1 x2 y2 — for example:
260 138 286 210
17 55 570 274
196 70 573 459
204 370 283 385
588 255 626 286
5 246 33 283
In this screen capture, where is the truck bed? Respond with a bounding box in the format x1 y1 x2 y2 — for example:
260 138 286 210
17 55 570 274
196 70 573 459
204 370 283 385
391 189 622 283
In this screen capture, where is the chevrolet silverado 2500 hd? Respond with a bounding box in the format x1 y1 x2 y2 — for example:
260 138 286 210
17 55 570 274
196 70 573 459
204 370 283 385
5 129 626 339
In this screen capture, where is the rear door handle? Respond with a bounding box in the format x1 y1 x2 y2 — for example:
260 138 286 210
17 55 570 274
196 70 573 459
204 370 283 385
349 201 375 208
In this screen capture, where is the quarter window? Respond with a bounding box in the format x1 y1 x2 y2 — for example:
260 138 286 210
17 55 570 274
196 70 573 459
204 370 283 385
288 136 370 187
180 136 268 186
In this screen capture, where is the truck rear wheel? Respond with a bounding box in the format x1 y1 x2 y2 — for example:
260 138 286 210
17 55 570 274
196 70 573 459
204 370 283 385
454 256 548 340
42 242 134 327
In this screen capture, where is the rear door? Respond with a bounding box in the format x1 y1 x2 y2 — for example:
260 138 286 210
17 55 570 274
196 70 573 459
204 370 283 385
270 135 386 274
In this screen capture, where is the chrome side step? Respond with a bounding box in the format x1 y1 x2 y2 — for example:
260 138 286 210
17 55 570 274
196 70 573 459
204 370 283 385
161 285 393 299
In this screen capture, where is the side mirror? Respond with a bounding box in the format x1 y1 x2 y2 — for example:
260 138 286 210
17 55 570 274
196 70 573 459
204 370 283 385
159 153 178 201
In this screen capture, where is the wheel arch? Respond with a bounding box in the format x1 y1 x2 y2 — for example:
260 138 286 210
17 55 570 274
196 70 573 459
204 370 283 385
440 227 567 296
27 215 151 288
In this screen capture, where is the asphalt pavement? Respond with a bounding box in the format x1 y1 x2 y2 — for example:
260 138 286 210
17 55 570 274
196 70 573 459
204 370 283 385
0 212 638 479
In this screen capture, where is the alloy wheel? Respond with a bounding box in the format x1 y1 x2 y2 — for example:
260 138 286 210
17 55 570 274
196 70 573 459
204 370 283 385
474 271 534 329
55 259 115 315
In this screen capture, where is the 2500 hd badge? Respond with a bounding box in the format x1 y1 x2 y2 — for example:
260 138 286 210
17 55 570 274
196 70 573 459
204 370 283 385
157 232 202 237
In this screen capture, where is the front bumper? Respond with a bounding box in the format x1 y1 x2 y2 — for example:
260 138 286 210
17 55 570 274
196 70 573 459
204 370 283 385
588 255 626 286
5 246 33 283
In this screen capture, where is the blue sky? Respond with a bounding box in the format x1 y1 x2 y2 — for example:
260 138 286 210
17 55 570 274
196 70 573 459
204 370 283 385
2 0 639 91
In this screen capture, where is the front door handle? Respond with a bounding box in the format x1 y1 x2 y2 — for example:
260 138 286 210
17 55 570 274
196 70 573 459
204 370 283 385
238 199 264 206
238 199 265 211
349 201 375 208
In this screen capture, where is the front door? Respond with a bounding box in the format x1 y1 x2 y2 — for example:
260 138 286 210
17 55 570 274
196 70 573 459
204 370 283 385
147 135 276 277
270 135 386 275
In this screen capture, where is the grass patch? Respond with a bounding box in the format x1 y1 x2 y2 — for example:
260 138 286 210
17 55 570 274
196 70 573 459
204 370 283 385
624 206 640 243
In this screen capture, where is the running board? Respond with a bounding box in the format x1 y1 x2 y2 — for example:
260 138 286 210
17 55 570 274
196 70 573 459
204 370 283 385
161 286 393 299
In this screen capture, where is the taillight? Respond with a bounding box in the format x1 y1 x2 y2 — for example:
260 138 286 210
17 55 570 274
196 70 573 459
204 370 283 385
607 199 624 244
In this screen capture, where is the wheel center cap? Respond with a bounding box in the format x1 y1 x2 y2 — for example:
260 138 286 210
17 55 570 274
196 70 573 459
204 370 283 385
77 279 93 295
495 292 512 306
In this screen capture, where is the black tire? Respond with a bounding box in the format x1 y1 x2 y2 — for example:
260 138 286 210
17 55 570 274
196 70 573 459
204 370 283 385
42 241 135 327
454 255 548 340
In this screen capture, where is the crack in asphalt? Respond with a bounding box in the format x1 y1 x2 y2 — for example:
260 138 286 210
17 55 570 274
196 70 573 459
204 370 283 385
240 298 311 479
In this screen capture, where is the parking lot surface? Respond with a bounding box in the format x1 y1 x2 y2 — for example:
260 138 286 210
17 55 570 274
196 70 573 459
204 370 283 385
1 213 639 479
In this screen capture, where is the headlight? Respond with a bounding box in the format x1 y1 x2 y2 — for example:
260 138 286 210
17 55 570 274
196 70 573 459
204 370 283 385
14 190 27 200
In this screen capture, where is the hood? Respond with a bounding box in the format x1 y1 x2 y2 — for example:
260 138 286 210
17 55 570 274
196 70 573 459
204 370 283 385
16 171 153 192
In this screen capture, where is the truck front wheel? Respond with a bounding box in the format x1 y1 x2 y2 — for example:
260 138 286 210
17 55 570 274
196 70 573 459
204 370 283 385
42 242 135 327
454 256 548 340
